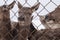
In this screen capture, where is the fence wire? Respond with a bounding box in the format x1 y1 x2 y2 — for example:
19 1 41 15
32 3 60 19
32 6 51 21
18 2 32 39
0 0 60 40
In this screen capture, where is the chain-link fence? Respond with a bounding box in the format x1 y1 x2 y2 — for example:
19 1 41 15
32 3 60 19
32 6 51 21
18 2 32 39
0 0 60 40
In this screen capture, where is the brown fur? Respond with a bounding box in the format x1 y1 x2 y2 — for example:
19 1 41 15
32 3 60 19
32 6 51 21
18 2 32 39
46 5 60 23
0 1 15 40
29 28 60 40
29 5 60 40
11 2 40 40
37 5 60 29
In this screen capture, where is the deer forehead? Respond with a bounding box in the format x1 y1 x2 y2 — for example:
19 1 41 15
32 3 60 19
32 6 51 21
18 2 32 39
19 7 32 13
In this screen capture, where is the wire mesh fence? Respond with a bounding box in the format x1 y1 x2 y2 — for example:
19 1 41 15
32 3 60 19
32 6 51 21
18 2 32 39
0 0 60 40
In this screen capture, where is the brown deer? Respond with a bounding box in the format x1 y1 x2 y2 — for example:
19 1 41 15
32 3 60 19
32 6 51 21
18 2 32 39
12 2 40 40
28 27 60 40
28 5 60 40
11 21 37 40
0 1 15 40
37 5 60 29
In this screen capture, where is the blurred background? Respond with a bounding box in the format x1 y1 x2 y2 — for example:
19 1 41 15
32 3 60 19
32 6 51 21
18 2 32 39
0 0 60 30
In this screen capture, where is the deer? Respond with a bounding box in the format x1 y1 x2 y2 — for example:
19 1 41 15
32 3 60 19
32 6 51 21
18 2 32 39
28 5 60 40
0 1 15 40
28 27 60 40
37 5 60 29
11 2 40 40
28 4 60 40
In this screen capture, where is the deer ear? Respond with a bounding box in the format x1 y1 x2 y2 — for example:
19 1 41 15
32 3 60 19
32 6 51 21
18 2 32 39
31 2 40 12
8 1 16 10
18 2 23 9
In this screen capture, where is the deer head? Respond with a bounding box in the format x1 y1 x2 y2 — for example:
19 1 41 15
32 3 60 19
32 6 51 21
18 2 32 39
45 5 60 23
18 2 40 26
16 2 40 40
38 5 60 29
0 1 15 23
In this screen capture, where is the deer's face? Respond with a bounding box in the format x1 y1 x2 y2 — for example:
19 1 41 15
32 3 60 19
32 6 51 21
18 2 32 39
18 2 40 26
18 7 33 26
44 5 60 23
39 14 55 25
0 5 10 22
39 14 60 29
45 14 54 23
0 1 15 23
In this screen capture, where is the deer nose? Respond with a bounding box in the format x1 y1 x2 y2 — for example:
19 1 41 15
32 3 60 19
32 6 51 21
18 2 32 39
3 10 7 12
18 17 25 21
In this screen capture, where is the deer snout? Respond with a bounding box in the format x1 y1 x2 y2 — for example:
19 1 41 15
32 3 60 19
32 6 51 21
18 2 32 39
18 16 25 21
3 10 8 12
